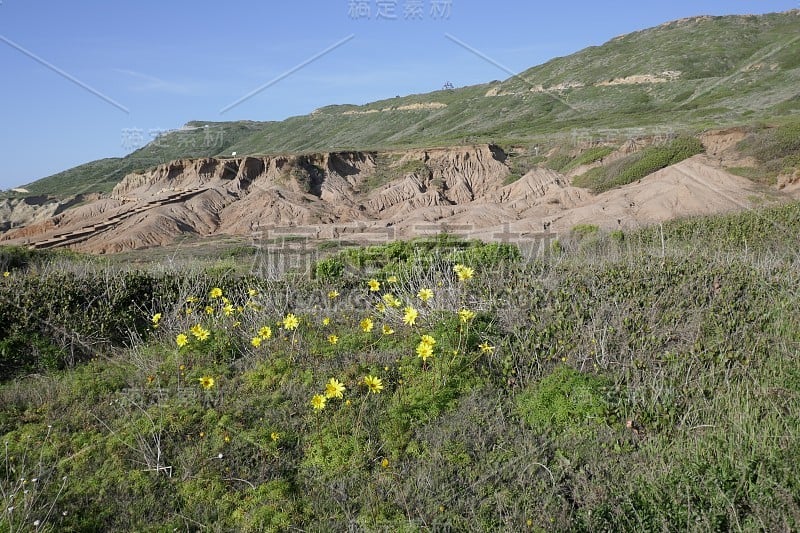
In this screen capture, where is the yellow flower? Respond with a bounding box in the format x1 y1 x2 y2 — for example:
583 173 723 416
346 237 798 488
322 317 331 326
283 313 300 330
251 336 263 348
368 279 381 292
248 288 258 297
209 287 223 299
270 432 280 442
2 271 9 278
325 377 346 399
420 334 436 347
403 306 419 326
416 342 434 361
382 293 402 308
186 296 198 303
454 264 475 281
205 306 215 315
190 324 211 341
221 297 231 305
328 334 339 345
387 275 398 284
328 290 340 299
185 307 194 315
382 324 395 335
479 341 495 354
458 309 476 323
417 288 434 302
360 317 374 333
151 313 162 325
258 326 273 339
176 333 189 348
222 304 235 316
381 458 390 468
198 376 215 390
311 394 327 410
375 303 387 313
362 375 384 394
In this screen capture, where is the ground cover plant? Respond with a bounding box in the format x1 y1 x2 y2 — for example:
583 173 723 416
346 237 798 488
1 201 799 531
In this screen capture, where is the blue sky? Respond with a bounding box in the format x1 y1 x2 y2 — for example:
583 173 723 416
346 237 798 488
0 0 797 190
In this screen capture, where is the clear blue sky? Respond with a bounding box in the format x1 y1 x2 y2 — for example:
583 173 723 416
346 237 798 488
0 0 796 190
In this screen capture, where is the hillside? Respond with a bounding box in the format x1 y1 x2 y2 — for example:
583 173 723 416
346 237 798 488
18 10 800 198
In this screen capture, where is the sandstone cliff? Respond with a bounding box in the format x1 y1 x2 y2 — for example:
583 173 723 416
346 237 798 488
0 141 792 254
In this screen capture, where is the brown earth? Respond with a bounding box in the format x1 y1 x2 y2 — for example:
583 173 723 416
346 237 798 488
1 136 795 254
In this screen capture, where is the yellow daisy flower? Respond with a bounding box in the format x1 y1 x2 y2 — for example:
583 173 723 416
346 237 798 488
416 342 434 361
454 264 475 281
283 313 300 330
382 293 402 308
360 317 374 333
324 377 346 399
403 306 419 326
362 375 384 394
458 309 476 323
311 394 327 410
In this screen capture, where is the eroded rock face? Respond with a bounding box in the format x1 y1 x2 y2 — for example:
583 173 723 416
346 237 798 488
1 146 514 252
0 194 102 233
1 144 788 254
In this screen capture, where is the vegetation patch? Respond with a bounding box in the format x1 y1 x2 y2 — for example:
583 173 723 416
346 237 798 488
574 135 704 192
735 120 800 183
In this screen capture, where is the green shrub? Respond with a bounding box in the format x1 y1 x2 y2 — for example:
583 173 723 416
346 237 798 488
563 146 615 172
546 153 572 172
570 224 600 240
516 366 610 433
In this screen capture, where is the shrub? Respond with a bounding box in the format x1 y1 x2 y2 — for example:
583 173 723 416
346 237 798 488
516 366 611 433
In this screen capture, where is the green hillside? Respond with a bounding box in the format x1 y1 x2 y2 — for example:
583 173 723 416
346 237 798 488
23 10 800 197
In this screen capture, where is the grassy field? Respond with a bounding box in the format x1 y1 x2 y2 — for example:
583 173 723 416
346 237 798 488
1 201 799 531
